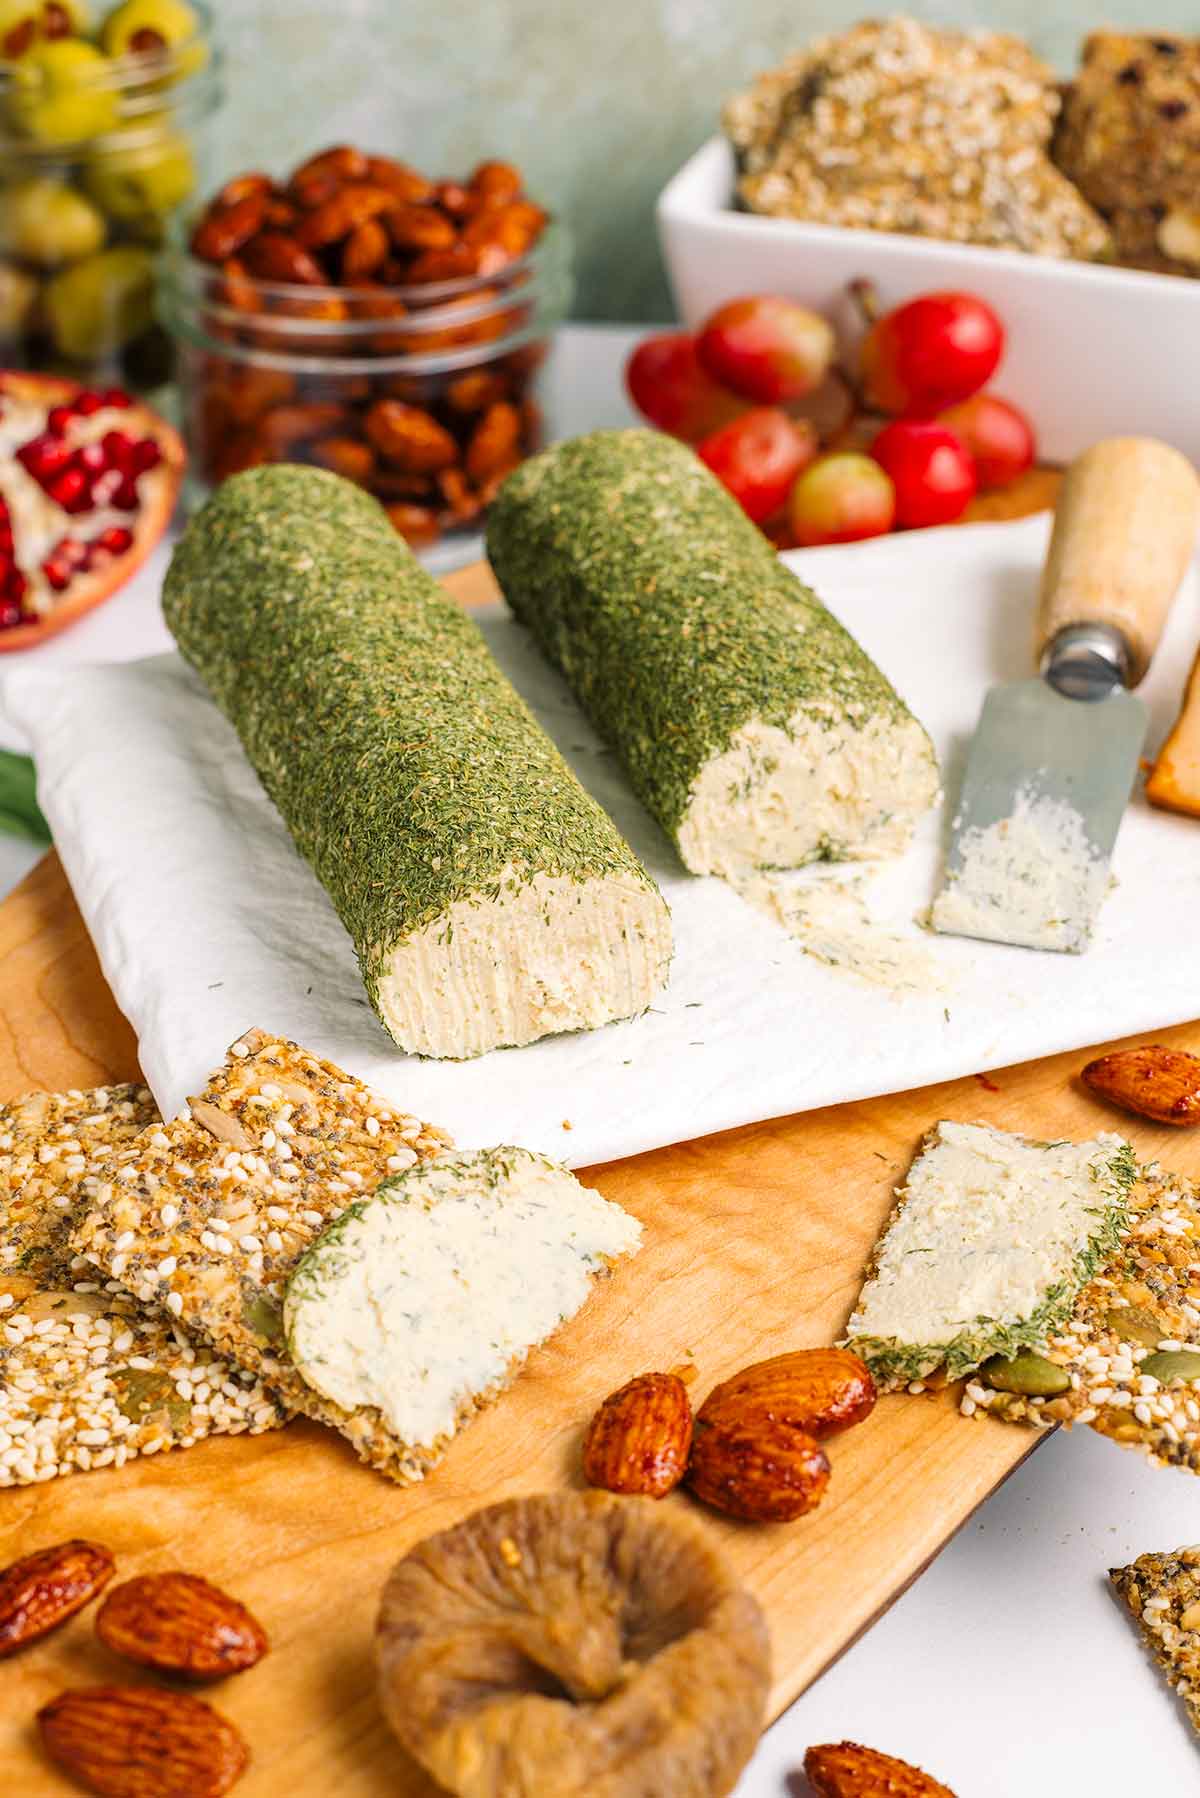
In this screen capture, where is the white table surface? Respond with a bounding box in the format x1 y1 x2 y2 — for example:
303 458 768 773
3 324 1195 1795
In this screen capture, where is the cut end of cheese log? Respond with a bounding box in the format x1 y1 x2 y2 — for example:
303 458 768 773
676 707 938 877
284 1146 642 1471
486 430 939 878
378 866 673 1059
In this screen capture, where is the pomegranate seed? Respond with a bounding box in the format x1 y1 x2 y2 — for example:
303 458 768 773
17 434 72 483
75 442 107 476
74 391 105 417
109 478 140 511
41 557 70 592
100 387 132 409
57 537 88 569
8 567 27 604
46 467 91 514
0 599 23 629
0 525 13 557
101 430 136 471
46 403 75 436
0 494 9 518
94 525 133 555
90 468 124 507
131 437 162 475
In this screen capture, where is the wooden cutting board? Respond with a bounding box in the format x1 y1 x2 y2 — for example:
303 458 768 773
8 464 1197 1797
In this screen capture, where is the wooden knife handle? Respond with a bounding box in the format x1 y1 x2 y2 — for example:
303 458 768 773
1036 436 1200 683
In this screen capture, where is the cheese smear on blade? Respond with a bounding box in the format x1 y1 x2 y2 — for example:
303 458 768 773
931 786 1111 953
284 1147 641 1453
847 1120 1138 1387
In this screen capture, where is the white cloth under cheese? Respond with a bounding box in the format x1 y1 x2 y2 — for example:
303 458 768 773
4 516 1200 1169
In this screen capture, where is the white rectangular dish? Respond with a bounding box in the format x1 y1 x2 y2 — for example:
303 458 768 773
6 513 1200 1171
658 137 1200 466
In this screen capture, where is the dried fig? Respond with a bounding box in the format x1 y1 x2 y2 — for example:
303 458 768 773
376 1491 770 1798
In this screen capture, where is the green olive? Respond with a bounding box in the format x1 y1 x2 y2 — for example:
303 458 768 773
6 38 119 142
978 1350 1071 1398
43 241 154 358
0 2 91 60
0 175 106 265
0 258 39 335
99 0 204 80
1140 1350 1200 1386
84 116 193 235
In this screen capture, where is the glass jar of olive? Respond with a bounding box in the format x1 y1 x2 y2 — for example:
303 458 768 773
0 0 221 393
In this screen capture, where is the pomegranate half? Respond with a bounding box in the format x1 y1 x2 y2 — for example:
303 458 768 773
0 370 185 653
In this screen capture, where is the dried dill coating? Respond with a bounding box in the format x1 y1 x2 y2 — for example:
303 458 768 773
486 429 938 875
163 466 671 1058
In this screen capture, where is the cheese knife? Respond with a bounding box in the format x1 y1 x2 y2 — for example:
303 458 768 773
931 436 1200 953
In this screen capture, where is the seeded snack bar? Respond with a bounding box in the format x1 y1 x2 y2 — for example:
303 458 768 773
1110 1547 1200 1736
845 1122 1138 1389
486 430 938 877
1054 34 1200 276
162 466 672 1060
284 1148 642 1485
70 1029 455 1477
0 1084 158 1287
724 17 1110 260
967 1165 1200 1473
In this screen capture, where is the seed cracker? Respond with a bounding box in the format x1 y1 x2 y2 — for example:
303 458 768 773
724 16 1110 261
1110 1547 1200 1737
70 1029 453 1477
0 1081 284 1486
0 1284 285 1486
0 1083 158 1286
963 1164 1200 1472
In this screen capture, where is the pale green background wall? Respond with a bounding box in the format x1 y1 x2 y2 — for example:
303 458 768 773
205 1 1196 319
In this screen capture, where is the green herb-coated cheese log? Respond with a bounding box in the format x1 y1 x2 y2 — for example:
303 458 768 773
163 466 672 1059
486 429 939 875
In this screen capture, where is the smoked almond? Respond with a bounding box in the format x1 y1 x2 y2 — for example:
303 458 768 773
0 1538 115 1658
38 1685 249 1798
699 1348 877 1440
1082 1044 1200 1127
582 1371 693 1499
804 1739 957 1798
95 1572 268 1680
688 1411 830 1523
